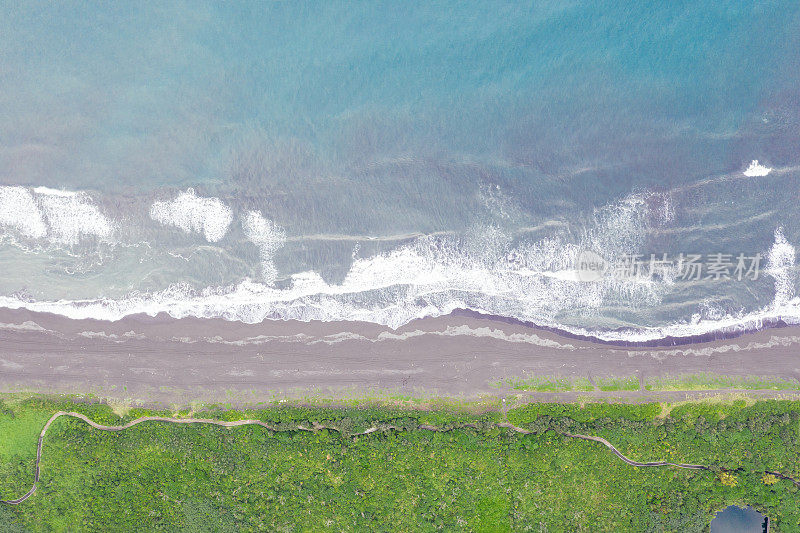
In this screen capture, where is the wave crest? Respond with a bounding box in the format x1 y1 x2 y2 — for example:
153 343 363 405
149 188 233 243
0 186 113 245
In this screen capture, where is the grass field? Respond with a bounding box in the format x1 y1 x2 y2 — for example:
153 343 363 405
594 376 641 392
645 373 800 392
496 376 595 392
1 395 800 531
499 373 800 394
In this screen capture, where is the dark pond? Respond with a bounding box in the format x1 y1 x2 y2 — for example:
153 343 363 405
710 506 767 532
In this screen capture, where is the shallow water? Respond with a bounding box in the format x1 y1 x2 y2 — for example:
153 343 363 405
1 2 800 341
711 506 766 532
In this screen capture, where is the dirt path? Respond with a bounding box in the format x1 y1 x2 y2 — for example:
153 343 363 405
562 432 708 469
3 411 799 505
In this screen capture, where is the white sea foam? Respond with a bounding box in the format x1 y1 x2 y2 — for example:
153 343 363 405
0 191 796 345
149 188 233 242
0 320 51 333
0 186 47 239
76 330 145 342
241 210 286 284
743 159 772 177
35 189 114 245
374 325 576 348
7 269 798 343
0 192 681 334
0 185 112 245
32 186 79 197
766 227 795 307
198 325 577 349
631 334 800 358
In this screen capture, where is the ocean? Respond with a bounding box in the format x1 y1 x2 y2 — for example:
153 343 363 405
1 1 800 344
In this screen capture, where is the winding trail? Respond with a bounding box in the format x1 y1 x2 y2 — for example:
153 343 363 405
2 411 798 505
562 432 708 469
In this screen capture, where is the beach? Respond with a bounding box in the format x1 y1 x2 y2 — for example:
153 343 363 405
2 307 799 405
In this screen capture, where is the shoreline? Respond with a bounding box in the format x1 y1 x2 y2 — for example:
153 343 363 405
2 307 800 405
452 308 796 348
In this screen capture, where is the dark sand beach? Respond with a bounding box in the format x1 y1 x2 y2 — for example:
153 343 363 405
1 307 800 404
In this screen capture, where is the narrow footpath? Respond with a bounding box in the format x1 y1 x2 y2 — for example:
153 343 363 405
2 411 798 505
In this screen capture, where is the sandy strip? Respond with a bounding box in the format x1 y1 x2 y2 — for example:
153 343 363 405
1 308 800 404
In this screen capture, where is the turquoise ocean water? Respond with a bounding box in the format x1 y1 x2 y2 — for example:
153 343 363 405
1 1 800 342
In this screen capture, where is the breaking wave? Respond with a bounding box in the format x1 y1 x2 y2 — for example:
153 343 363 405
0 186 113 246
0 189 796 345
241 210 286 284
150 188 233 243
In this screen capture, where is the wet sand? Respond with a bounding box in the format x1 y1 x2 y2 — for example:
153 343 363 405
1 307 800 405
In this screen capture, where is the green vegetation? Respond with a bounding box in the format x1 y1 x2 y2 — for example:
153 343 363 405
595 375 640 391
495 372 800 394
497 375 595 392
645 373 800 391
1 395 800 531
